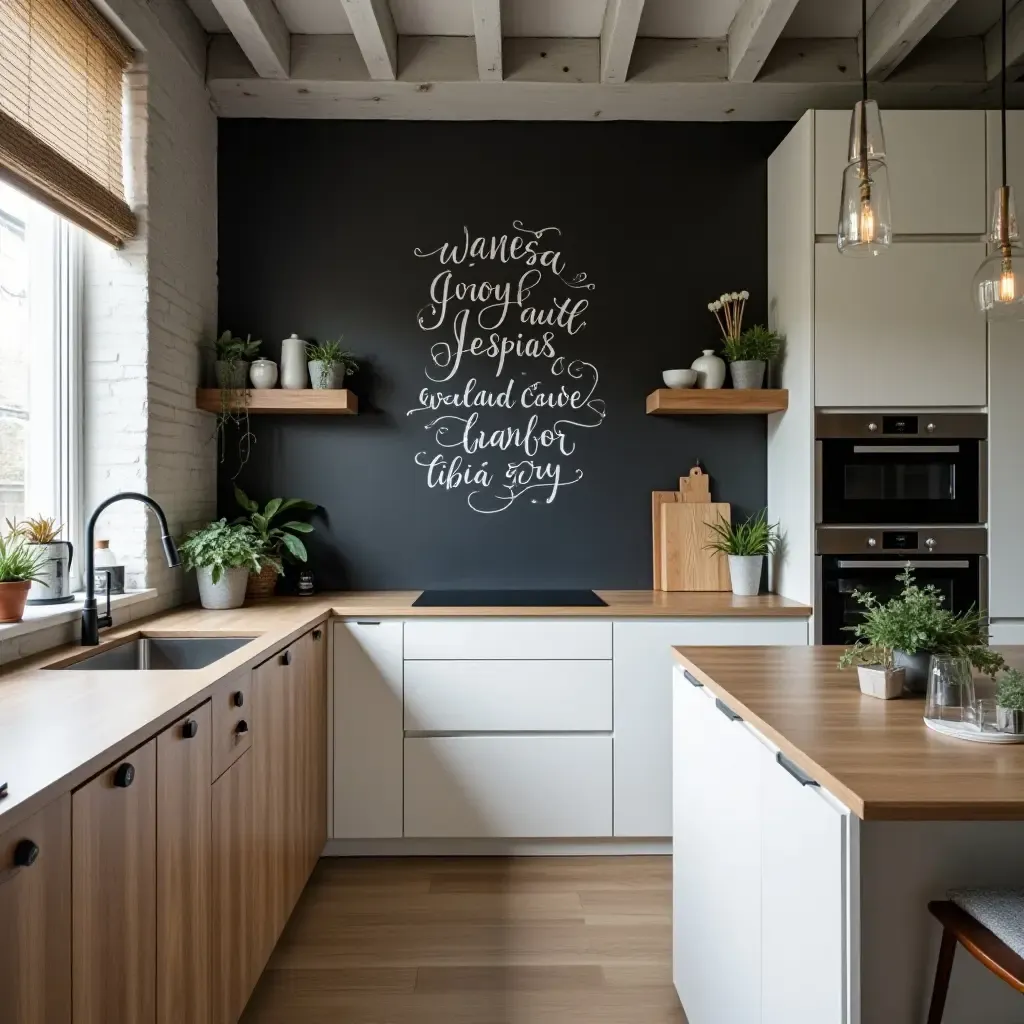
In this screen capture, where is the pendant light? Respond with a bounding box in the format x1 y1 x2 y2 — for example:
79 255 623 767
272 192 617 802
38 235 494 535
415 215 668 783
973 0 1024 318
837 0 893 255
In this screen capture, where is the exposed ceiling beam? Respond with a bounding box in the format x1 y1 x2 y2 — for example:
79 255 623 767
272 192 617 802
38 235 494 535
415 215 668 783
209 0 289 78
863 0 960 80
471 0 502 81
600 0 646 84
208 35 1023 120
727 0 801 82
340 0 397 80
984 1 1024 81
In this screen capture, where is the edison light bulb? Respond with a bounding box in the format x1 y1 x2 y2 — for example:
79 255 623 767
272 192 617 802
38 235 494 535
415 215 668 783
1000 263 1016 303
858 198 875 244
838 158 892 255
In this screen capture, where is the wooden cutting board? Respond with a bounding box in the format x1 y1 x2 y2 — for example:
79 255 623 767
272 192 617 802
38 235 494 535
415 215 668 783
651 491 681 589
659 502 731 592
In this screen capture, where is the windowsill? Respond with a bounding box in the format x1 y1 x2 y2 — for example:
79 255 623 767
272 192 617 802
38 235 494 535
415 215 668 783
0 589 159 642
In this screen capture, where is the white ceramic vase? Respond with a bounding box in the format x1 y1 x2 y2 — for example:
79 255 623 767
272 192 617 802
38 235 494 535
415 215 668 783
691 349 726 389
280 334 308 389
249 358 278 389
196 566 249 610
727 554 762 596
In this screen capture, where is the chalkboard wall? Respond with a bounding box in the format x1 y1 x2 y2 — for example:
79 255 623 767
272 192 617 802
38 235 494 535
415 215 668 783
217 119 789 590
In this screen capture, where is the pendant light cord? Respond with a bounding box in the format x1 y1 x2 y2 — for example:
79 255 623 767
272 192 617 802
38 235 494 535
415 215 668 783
1003 0 1008 189
862 0 868 106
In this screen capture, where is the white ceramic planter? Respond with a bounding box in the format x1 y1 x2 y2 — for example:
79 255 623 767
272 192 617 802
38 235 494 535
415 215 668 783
857 665 906 700
196 566 249 610
727 554 762 596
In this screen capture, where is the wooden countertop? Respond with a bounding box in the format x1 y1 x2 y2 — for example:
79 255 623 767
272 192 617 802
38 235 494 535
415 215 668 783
674 645 1024 822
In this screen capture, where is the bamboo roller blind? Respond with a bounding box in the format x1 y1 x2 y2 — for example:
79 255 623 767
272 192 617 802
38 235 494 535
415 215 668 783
0 0 137 245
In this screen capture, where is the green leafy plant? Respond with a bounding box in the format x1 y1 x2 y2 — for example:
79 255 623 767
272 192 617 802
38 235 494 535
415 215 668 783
178 519 262 584
996 668 1024 711
233 485 316 572
214 330 261 364
723 325 784 363
838 569 1005 675
6 515 62 544
0 530 47 584
306 339 358 389
705 509 780 557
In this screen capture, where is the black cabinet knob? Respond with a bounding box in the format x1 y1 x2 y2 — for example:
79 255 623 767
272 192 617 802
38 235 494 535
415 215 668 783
182 719 199 740
235 720 249 735
312 629 322 641
279 649 291 666
114 763 135 788
13 839 39 868
232 691 244 708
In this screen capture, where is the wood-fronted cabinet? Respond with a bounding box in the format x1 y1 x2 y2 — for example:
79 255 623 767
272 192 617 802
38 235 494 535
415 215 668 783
72 740 158 1024
211 748 257 1024
0 793 71 1024
156 703 212 1024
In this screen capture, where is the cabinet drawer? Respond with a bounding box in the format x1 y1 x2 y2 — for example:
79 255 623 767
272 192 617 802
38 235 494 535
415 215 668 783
404 660 612 732
404 735 612 838
403 620 611 660
212 669 252 781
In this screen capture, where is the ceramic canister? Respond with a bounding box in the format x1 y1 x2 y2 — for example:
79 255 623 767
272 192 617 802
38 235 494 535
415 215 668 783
250 358 279 389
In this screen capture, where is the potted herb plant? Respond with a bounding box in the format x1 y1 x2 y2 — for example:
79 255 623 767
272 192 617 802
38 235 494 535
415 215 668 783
214 330 261 389
233 486 316 599
722 325 784 390
996 668 1024 735
0 529 47 623
7 515 74 604
706 510 780 597
178 519 263 610
306 339 358 390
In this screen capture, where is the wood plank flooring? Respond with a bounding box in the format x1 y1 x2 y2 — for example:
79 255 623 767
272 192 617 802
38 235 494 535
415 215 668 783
242 855 686 1023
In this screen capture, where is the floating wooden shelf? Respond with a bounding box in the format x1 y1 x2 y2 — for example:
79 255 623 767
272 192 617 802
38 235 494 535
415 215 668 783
196 389 358 415
646 389 789 415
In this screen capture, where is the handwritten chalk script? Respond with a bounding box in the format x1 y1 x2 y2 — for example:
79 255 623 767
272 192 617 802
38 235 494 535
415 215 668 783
407 222 605 514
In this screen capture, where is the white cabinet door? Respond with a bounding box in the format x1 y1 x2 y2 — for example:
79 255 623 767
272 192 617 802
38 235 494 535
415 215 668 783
614 619 808 838
760 748 848 1024
332 621 404 839
814 110 986 236
814 242 987 408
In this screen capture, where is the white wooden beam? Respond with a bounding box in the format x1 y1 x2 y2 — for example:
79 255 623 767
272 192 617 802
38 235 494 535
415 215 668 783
863 0 960 80
728 0 801 82
208 0 289 79
600 0 646 84
472 0 502 81
985 2 1024 81
340 0 397 80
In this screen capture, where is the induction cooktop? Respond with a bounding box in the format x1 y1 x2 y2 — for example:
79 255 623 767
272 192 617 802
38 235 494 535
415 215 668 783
412 589 607 608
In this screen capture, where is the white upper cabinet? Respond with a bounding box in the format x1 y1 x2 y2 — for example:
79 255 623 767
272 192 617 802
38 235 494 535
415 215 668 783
814 110 986 237
814 241 988 408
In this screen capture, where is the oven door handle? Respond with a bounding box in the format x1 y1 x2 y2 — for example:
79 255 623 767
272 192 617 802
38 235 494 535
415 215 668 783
851 445 961 454
836 559 972 570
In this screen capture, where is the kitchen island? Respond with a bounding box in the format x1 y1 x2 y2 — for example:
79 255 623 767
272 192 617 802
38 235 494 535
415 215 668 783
673 646 1024 1024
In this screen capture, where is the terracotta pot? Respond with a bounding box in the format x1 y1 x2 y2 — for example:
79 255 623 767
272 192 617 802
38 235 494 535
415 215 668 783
247 562 280 600
0 580 32 623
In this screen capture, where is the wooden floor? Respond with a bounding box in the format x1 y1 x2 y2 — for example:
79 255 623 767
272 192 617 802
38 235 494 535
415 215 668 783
242 855 686 1023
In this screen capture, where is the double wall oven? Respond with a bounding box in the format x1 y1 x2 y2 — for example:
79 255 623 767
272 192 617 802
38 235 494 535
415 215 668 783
815 412 988 645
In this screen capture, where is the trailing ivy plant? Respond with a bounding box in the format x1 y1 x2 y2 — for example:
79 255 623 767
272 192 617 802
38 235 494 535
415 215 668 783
209 330 261 479
178 519 263 584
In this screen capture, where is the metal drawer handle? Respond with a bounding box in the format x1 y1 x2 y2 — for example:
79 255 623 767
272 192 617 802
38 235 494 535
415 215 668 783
312 629 322 641
683 670 703 689
837 560 970 570
776 752 819 787
279 649 291 667
715 698 741 722
851 445 960 454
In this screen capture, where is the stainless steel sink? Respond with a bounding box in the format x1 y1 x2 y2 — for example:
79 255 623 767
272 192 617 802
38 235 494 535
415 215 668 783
56 636 252 671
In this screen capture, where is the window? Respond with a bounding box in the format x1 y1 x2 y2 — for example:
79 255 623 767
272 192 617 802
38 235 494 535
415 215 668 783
0 180 82 561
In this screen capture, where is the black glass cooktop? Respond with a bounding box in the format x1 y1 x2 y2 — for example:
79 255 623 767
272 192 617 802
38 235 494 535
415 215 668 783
413 589 607 608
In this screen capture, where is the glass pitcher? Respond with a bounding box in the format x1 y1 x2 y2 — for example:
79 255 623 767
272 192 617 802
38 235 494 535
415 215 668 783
924 656 976 725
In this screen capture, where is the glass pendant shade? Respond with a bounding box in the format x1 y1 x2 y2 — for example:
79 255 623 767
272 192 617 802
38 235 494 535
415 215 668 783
837 158 893 256
846 99 887 162
975 185 1024 318
988 184 1019 243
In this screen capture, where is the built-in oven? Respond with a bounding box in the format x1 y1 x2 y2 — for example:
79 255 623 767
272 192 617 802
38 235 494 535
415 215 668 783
815 526 987 645
815 412 987 526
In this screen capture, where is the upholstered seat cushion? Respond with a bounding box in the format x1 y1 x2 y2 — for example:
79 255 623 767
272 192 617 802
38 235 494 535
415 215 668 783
949 889 1024 959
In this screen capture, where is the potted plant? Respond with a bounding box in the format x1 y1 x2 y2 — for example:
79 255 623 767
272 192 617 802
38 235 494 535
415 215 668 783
723 325 784 390
0 529 47 623
840 569 1004 695
233 485 316 599
996 668 1024 735
706 510 780 597
178 519 262 610
306 339 358 390
6 515 74 605
214 330 261 389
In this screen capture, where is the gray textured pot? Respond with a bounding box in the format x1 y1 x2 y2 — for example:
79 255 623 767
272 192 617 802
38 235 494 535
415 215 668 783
729 359 766 389
894 649 932 695
308 360 345 389
196 566 248 610
214 360 249 389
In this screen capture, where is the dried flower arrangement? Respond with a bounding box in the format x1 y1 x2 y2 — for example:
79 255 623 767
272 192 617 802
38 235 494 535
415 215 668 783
707 290 750 342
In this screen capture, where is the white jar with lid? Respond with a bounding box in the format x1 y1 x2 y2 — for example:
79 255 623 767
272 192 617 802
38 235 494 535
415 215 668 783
281 334 308 389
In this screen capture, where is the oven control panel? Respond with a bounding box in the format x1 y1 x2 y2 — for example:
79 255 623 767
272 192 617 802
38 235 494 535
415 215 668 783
817 526 988 556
